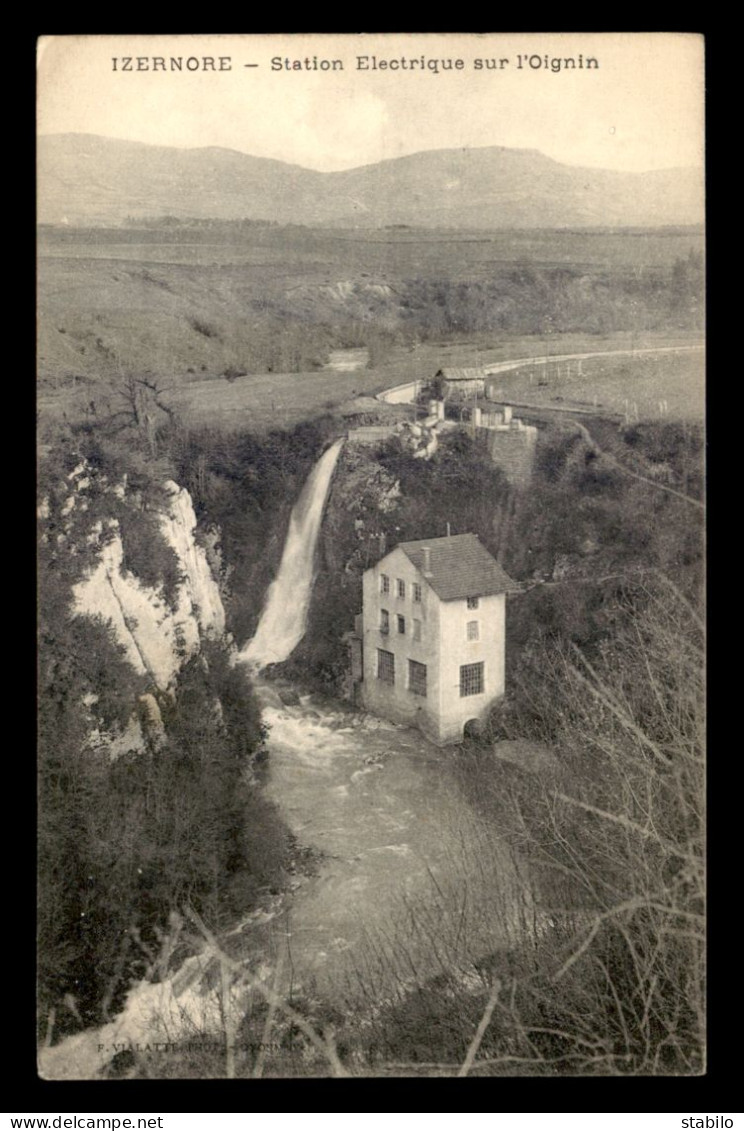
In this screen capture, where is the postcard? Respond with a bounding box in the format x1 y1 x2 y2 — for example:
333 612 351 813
37 33 705 1080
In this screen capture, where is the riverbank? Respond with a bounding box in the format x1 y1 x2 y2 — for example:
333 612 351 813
39 680 535 1079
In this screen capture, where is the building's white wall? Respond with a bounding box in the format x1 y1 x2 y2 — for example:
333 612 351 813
443 378 485 396
436 593 506 743
361 547 444 742
361 549 507 744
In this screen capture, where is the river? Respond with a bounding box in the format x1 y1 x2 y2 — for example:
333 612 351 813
253 688 527 1008
39 683 526 1080
236 433 525 1000
40 433 528 1079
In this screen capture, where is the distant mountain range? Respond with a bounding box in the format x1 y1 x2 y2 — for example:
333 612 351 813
37 133 704 229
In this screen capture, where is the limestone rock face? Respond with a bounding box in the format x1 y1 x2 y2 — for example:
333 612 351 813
159 481 226 640
73 481 226 692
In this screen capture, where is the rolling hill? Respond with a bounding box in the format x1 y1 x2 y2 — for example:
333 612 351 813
38 133 704 229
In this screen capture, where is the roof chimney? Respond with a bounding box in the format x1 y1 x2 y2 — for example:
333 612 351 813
446 522 451 538
422 546 432 576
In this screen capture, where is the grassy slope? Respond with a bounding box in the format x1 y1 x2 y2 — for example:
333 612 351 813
37 223 704 432
481 349 704 422
40 335 704 437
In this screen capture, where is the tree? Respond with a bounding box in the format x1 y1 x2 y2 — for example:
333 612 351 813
670 250 704 324
493 576 705 1073
107 374 177 456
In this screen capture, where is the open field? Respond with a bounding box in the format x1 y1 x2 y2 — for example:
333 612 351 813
484 347 705 422
170 338 705 432
38 333 704 435
39 223 703 276
38 225 704 382
163 338 705 432
37 222 704 431
171 368 388 432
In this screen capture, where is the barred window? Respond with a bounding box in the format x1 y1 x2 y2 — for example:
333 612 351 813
397 615 406 635
413 583 422 603
397 578 406 599
467 596 479 609
460 661 484 697
377 649 395 685
413 618 422 642
467 620 480 641
409 659 427 697
380 574 390 596
380 609 390 635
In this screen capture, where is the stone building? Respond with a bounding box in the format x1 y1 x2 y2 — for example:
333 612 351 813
435 366 487 397
350 533 518 745
472 405 538 489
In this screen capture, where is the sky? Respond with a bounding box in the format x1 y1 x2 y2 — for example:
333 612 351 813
37 33 705 174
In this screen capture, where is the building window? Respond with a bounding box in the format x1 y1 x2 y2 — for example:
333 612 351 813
467 620 479 641
377 648 395 685
397 578 406 599
413 582 422 603
467 596 479 609
413 618 422 642
380 609 389 635
380 574 390 596
397 614 406 635
460 661 484 697
409 659 427 697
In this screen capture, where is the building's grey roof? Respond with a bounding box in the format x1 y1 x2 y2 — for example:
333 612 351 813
397 533 518 601
436 366 486 380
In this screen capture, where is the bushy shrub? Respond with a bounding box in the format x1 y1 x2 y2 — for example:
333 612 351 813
117 506 184 609
38 434 291 1042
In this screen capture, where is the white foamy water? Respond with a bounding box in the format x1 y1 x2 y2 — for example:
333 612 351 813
254 696 530 1005
40 436 540 1079
39 690 532 1079
239 439 343 670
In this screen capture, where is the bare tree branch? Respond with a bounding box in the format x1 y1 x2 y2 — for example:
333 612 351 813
184 905 351 1077
458 979 502 1077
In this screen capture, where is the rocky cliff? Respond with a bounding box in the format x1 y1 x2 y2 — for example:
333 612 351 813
39 457 231 759
72 477 225 691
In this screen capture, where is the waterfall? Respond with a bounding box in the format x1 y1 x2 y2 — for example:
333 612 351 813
240 438 344 670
